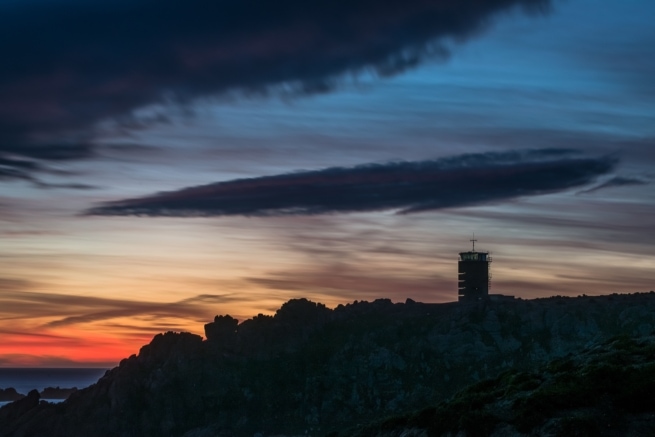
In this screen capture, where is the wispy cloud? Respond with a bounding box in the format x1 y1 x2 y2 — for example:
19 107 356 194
578 176 650 194
86 149 616 217
0 287 239 328
0 354 112 368
248 263 452 304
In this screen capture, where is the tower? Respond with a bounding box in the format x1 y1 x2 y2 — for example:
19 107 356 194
458 235 491 302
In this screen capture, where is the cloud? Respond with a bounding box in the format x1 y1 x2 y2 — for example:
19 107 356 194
0 141 97 187
0 288 239 328
86 149 616 217
0 354 112 368
0 0 551 181
578 176 650 194
248 263 453 304
42 293 240 328
0 277 32 291
0 156 43 181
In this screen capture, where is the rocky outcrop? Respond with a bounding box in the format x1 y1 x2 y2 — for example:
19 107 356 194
0 388 24 402
0 390 40 431
2 293 655 437
339 335 655 437
0 386 77 403
40 387 78 400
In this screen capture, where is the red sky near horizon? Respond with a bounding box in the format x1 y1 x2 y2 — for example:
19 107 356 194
1 0 654 367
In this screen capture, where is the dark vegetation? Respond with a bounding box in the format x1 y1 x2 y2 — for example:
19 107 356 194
1 292 655 436
341 335 655 436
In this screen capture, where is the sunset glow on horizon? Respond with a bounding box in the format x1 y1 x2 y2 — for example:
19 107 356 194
1 0 654 367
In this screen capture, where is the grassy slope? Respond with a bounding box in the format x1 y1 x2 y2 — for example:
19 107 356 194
338 335 655 437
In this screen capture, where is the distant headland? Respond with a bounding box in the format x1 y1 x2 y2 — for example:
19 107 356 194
0 387 78 403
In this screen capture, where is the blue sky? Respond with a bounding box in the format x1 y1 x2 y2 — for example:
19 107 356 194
0 0 653 366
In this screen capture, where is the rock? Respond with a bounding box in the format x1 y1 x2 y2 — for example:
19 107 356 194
39 386 78 400
3 293 655 437
338 335 655 437
205 315 239 347
0 389 40 430
0 388 25 402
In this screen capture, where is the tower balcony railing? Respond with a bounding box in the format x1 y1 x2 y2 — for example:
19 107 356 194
458 253 492 262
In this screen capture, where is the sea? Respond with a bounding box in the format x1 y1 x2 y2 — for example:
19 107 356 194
0 368 109 407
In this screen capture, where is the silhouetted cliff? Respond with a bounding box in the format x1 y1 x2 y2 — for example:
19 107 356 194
2 293 655 436
337 335 655 436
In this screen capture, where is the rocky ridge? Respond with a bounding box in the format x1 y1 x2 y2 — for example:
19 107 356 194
0 389 24 403
0 387 79 403
1 292 655 436
338 335 655 436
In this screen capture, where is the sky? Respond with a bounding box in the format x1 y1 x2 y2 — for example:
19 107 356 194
1 0 654 367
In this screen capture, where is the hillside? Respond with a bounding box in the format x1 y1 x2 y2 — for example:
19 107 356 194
1 292 655 436
337 335 655 436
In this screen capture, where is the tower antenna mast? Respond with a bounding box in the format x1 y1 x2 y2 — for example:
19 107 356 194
470 233 477 251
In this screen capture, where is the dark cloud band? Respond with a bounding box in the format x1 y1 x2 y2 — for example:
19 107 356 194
0 0 551 180
0 284 239 329
578 176 650 194
86 149 616 217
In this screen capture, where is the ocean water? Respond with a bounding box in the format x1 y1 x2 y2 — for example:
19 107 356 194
0 368 109 396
